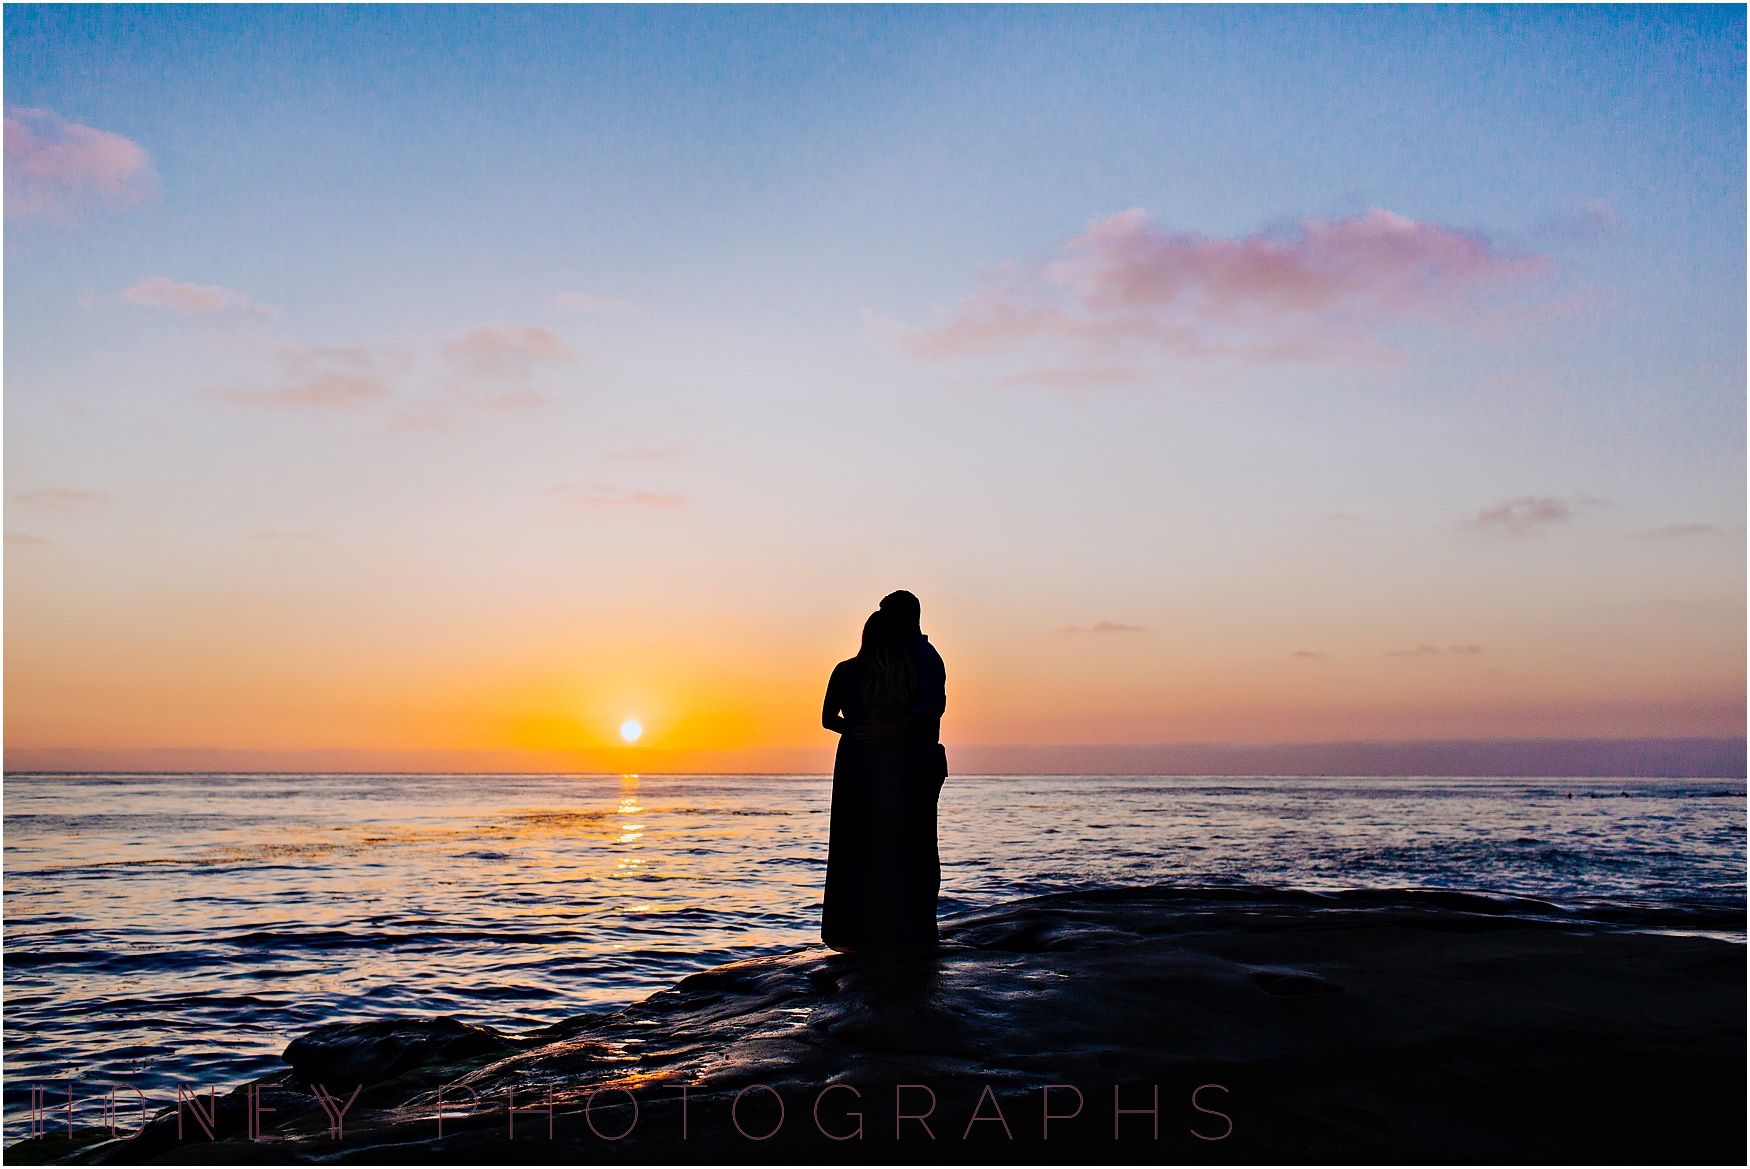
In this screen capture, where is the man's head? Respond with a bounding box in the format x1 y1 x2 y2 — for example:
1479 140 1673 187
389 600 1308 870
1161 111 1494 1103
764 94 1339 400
879 590 922 636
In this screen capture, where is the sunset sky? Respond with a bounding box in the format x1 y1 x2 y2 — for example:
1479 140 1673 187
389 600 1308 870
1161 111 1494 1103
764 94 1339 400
5 6 1744 771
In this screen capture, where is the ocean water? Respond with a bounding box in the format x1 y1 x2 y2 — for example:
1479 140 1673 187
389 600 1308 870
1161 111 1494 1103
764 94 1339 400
4 771 1744 1126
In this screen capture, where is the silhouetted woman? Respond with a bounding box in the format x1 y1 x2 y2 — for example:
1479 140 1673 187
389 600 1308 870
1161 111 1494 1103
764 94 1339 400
820 594 948 951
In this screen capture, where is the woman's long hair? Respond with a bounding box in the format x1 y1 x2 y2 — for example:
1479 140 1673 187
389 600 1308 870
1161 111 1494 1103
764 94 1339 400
857 610 917 713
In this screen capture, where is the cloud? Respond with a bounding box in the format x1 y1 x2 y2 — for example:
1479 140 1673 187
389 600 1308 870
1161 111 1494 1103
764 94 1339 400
1628 523 1719 541
1465 496 1572 534
1291 650 1329 659
248 529 320 542
1447 644 1485 655
11 488 109 511
1062 621 1147 634
5 532 55 547
548 483 685 508
553 291 636 316
199 323 573 422
438 325 574 410
1462 494 1611 537
441 324 573 376
898 207 1551 372
4 107 155 221
124 277 278 319
210 342 396 410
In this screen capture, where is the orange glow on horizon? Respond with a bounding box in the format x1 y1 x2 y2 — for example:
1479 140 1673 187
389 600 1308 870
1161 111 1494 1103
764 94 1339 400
5 553 1741 769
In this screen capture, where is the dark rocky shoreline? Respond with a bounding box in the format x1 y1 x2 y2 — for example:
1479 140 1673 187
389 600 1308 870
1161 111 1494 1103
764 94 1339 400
14 886 1746 1164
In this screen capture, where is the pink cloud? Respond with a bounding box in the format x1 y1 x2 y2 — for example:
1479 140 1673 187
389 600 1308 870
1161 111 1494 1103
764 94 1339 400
1462 494 1610 537
11 488 109 511
548 483 685 508
209 341 395 410
1466 496 1572 534
434 322 570 413
5 107 155 220
124 277 278 319
203 325 572 420
900 208 1551 370
1062 621 1147 634
442 324 573 376
439 325 572 412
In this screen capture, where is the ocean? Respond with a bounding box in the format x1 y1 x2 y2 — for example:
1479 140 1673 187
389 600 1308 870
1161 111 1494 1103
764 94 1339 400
4 771 1743 1127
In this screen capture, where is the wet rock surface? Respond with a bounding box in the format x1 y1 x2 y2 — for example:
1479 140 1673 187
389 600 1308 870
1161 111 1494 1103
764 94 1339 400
29 887 1747 1164
281 1017 522 1093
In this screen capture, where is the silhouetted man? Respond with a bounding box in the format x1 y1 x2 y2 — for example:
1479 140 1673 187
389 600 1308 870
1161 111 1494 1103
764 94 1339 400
878 589 947 755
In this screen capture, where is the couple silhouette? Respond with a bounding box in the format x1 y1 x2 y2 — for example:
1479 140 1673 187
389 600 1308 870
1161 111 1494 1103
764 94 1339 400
819 590 948 952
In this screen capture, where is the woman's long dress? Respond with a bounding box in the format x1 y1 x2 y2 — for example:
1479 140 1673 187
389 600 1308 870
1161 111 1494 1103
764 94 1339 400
820 652 948 951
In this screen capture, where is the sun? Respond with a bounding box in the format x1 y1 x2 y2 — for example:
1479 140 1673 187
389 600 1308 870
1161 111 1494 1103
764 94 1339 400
619 719 643 743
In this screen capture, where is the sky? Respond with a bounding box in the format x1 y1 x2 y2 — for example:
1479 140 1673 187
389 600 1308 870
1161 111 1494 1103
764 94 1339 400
5 5 1744 771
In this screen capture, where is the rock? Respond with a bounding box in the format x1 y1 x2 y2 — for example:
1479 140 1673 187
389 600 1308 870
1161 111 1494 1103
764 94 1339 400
281 1017 520 1091
74 887 1748 1163
2 1127 114 1165
67 1079 322 1165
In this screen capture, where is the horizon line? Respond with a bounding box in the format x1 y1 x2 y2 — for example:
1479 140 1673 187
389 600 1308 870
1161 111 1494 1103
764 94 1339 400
7 735 1744 779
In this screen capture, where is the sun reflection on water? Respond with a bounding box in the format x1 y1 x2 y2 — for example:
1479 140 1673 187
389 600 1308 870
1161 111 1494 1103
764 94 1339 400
615 778 647 844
